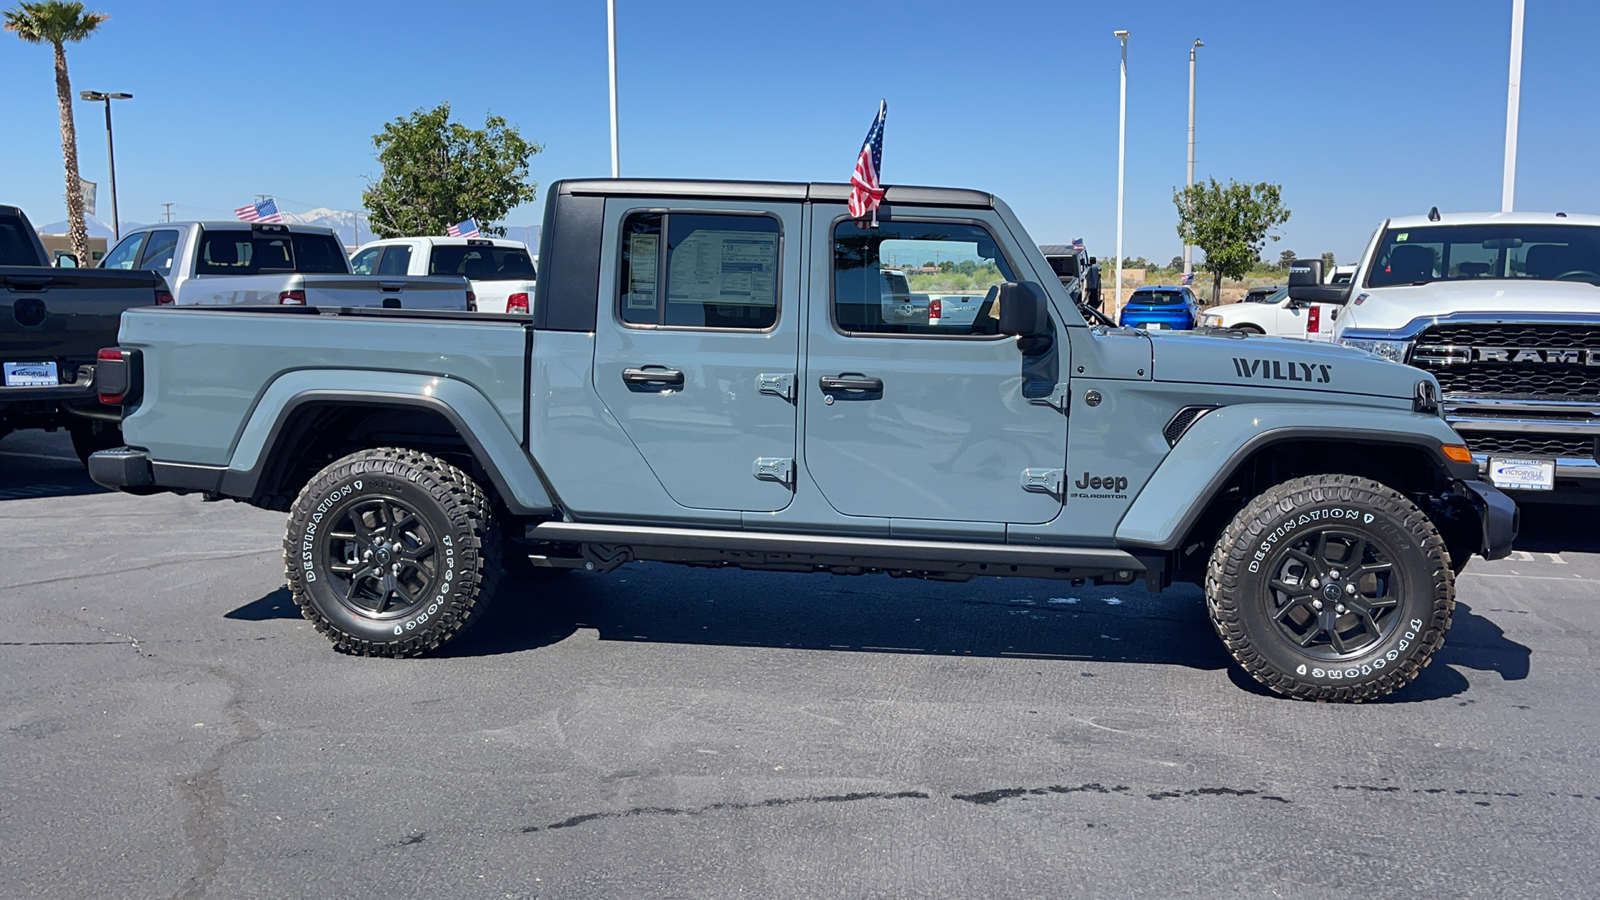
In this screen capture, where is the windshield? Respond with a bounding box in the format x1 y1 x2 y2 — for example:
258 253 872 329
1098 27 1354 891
429 245 536 281
1130 289 1188 306
1045 256 1080 278
1367 224 1600 287
1245 288 1286 303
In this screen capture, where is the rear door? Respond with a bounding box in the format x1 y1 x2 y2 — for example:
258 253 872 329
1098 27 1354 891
591 197 802 512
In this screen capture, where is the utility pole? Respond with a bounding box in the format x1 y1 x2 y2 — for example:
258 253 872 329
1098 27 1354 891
1502 0 1525 212
607 0 620 178
79 91 132 241
1184 39 1203 280
161 202 174 223
1114 30 1130 316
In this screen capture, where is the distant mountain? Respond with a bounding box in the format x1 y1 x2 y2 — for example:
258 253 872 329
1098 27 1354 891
36 214 144 240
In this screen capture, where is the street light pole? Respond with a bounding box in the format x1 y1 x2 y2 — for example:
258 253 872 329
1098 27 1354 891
607 0 620 178
1114 30 1129 316
1184 39 1202 280
1502 0 1524 212
79 90 132 241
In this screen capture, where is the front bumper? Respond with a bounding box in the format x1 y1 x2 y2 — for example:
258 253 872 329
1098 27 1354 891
1457 478 1518 561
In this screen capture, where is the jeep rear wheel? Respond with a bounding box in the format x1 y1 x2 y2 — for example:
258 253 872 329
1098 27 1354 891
283 448 502 656
1206 474 1454 702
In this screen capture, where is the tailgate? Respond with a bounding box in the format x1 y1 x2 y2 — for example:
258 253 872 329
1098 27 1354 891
1 267 160 390
303 275 470 310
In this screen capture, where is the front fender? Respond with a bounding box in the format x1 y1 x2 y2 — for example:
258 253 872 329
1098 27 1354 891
1115 403 1470 550
220 369 554 515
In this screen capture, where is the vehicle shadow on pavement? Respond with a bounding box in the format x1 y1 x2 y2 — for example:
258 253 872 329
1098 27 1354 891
1226 600 1531 703
0 432 105 501
1512 504 1600 554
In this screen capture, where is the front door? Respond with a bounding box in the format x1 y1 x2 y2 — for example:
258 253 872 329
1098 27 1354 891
802 213 1069 524
592 199 803 512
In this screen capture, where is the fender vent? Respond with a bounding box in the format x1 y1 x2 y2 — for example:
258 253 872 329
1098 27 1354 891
1163 406 1216 446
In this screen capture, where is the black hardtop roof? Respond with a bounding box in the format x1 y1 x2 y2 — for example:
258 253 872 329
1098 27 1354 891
555 178 994 209
1037 244 1086 256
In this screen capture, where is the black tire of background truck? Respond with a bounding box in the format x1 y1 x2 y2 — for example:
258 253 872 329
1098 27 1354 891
1235 324 1265 334
68 420 122 466
1206 474 1455 702
282 447 503 657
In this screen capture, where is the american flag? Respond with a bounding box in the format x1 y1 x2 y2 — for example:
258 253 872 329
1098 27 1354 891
446 218 481 238
1181 271 1194 286
1071 238 1085 251
234 198 282 223
848 99 887 226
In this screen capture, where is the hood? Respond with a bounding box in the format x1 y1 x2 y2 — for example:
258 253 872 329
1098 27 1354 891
1342 279 1600 332
1145 329 1428 401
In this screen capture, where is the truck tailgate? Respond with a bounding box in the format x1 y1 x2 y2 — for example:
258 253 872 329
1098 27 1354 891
304 275 471 310
2 267 161 392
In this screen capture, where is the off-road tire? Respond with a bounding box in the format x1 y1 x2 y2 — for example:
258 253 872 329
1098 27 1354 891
283 448 502 656
68 420 123 466
1206 474 1454 702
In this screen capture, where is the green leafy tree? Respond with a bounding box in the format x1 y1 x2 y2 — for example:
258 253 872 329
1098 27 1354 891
363 103 543 238
1173 178 1291 299
1168 256 1183 271
5 1 108 265
1321 251 1336 271
1278 249 1297 270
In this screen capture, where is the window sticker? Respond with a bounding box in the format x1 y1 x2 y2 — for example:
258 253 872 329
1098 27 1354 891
626 233 658 309
667 230 777 307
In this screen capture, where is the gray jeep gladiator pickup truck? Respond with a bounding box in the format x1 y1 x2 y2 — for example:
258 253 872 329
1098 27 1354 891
1 204 166 462
89 179 1516 702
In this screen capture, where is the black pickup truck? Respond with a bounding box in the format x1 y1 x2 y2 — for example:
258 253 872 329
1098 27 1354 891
1 204 167 462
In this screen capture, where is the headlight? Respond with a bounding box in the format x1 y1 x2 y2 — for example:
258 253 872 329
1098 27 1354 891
1338 337 1411 363
1201 313 1222 326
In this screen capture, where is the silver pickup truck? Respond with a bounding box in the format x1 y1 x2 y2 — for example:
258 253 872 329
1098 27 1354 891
89 178 1516 703
102 221 471 309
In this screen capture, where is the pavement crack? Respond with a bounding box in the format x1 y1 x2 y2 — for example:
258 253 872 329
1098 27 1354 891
171 665 265 900
520 789 931 834
0 549 276 593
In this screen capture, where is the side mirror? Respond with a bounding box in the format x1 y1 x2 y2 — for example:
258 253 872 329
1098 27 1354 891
55 253 79 268
997 281 1053 352
1286 258 1352 305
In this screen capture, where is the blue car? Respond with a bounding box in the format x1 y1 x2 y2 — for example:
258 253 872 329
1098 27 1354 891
1117 285 1202 331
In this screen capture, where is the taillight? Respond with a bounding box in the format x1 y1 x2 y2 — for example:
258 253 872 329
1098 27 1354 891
467 290 478 313
1307 305 1321 334
97 348 126 405
927 298 942 324
155 289 174 306
506 292 529 314
279 290 306 306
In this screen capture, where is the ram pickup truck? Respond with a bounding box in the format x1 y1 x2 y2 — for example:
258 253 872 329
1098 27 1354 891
1310 211 1600 501
90 179 1516 702
351 236 537 314
102 221 471 310
1 204 165 461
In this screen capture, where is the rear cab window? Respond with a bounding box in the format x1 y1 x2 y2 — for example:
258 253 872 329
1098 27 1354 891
430 243 537 281
0 211 43 265
195 229 350 276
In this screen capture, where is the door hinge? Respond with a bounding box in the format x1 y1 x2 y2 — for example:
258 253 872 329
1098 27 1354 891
758 372 796 402
752 456 795 487
1026 382 1072 414
1020 467 1064 497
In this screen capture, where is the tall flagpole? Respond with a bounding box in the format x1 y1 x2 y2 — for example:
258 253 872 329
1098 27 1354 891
1184 39 1202 280
1501 0 1524 212
607 0 620 178
1114 30 1129 316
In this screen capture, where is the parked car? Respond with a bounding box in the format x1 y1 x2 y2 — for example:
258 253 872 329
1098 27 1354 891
1117 285 1201 330
90 177 1514 703
0 204 166 462
1039 243 1089 302
1308 209 1600 501
352 236 537 314
1199 285 1339 341
102 222 471 310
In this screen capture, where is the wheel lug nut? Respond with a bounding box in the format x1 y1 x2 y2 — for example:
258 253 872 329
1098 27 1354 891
1345 584 1356 594
1310 578 1321 589
1313 600 1323 610
1330 569 1341 579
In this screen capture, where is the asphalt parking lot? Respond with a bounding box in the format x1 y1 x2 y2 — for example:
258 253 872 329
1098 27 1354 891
2 428 1598 899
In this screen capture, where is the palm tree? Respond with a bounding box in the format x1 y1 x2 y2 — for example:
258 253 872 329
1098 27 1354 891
4 1 109 265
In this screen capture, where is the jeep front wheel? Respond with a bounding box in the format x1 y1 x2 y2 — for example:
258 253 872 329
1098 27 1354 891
283 448 502 656
1206 474 1454 702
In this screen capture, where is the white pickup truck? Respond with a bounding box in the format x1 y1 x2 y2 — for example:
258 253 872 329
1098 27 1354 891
1304 210 1600 501
351 236 537 314
101 222 471 309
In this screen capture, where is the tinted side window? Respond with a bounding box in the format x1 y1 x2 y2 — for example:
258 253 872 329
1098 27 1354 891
101 233 146 270
618 211 779 329
376 245 412 275
138 229 180 275
350 246 381 275
0 214 42 265
194 231 254 274
291 233 348 274
833 219 1014 336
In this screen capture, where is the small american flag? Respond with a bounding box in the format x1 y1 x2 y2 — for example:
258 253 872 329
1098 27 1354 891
446 218 481 238
234 198 282 223
1181 271 1195 286
1071 238 1085 251
848 99 887 226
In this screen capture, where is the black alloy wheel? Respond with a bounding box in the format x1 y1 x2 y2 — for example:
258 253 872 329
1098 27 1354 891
323 495 441 621
1266 528 1400 659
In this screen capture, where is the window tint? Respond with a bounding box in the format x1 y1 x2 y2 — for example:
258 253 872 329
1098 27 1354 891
376 245 412 276
430 245 537 280
619 212 779 329
1132 289 1188 306
291 233 348 274
833 220 1014 335
101 232 146 270
195 229 349 275
350 246 381 275
0 213 41 265
138 229 180 275
1046 256 1080 277
1367 224 1600 287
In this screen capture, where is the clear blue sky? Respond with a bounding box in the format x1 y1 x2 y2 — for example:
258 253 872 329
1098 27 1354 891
4 0 1597 263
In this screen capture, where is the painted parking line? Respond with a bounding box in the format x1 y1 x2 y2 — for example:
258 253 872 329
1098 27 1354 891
1510 550 1567 565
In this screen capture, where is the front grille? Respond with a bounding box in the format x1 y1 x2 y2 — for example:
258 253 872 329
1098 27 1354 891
1464 431 1598 459
1412 323 1600 401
